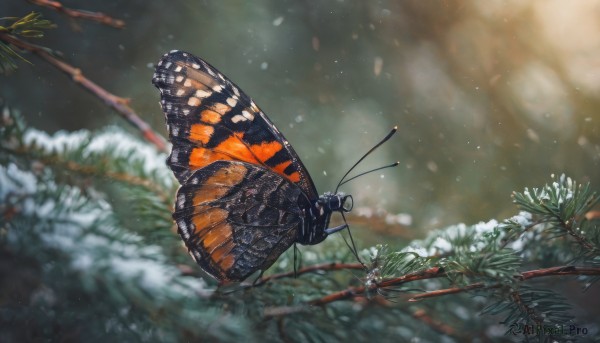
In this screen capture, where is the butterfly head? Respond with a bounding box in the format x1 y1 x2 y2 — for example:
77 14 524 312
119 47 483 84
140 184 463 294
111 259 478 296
297 192 352 245
318 192 353 213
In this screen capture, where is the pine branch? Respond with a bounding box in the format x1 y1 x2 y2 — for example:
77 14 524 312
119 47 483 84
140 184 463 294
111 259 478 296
0 164 253 341
1 110 173 202
0 32 167 152
27 0 125 29
0 12 55 72
260 264 600 321
4 143 171 201
512 174 600 254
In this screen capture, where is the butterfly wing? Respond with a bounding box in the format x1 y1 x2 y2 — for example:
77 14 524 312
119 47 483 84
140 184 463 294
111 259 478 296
173 160 310 282
152 50 318 200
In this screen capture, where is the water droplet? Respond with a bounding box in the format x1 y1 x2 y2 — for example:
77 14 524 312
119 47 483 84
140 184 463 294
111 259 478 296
272 16 284 26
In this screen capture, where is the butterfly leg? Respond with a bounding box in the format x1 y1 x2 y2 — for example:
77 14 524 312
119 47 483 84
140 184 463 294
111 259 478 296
324 224 348 235
252 269 266 287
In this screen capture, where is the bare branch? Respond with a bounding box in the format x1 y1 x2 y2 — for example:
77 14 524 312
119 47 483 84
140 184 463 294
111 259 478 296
27 0 125 29
0 32 168 152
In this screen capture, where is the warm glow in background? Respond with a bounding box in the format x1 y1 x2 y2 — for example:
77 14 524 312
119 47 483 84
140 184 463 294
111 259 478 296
3 1 599 238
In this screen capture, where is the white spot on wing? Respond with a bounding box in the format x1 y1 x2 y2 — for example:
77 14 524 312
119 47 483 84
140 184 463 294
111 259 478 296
242 110 254 121
226 97 238 107
176 89 185 96
175 75 184 83
195 89 212 98
231 114 246 123
192 63 200 69
188 97 201 106
178 221 190 238
175 66 182 72
177 194 186 208
212 85 223 92
184 79 192 87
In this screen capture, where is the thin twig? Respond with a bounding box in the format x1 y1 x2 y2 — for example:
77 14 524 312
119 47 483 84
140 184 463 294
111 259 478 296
408 282 488 302
408 265 600 302
0 32 168 152
540 202 597 251
412 309 462 338
510 289 545 326
27 0 125 29
519 265 600 280
309 267 444 306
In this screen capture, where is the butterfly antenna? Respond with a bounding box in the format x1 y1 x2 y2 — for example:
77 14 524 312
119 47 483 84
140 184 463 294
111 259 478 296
335 126 398 193
340 212 367 269
338 161 399 188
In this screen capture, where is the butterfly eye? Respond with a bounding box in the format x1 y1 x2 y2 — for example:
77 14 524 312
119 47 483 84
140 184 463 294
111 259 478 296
342 195 354 212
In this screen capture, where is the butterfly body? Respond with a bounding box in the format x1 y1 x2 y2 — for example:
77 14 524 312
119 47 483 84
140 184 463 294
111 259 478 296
153 51 350 282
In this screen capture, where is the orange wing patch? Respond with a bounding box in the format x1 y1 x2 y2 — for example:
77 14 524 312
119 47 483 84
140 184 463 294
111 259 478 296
210 239 236 271
191 163 247 203
272 160 301 182
188 134 257 169
189 124 214 144
200 110 222 124
189 148 232 168
187 163 249 278
191 208 228 238
249 140 283 162
203 221 232 251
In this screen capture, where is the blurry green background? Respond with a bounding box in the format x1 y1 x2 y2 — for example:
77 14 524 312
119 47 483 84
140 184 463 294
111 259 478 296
2 0 599 236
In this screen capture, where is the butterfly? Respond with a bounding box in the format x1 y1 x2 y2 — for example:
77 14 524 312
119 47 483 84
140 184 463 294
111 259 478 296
152 50 395 283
